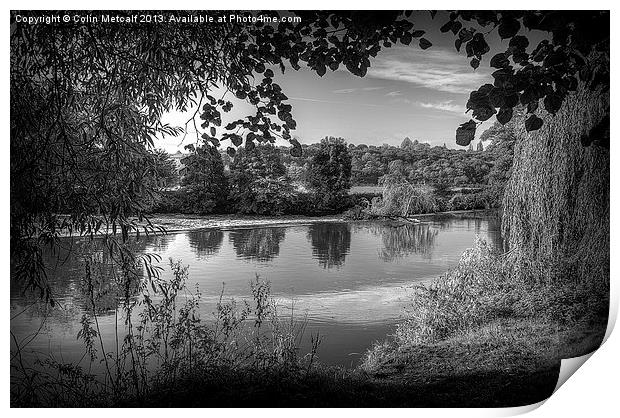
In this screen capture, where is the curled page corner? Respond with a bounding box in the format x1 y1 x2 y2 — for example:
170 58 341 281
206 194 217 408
553 352 595 394
552 298 617 394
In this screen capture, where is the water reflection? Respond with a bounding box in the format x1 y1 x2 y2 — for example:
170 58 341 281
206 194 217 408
375 223 438 261
187 230 224 258
229 227 286 262
307 223 351 269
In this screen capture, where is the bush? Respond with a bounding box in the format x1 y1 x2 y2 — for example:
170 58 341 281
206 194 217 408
375 182 439 216
447 190 492 211
151 185 223 215
393 238 510 345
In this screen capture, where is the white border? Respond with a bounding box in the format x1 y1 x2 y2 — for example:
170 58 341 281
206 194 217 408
3 1 618 416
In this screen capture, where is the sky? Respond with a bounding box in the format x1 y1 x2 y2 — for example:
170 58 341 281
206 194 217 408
156 11 539 153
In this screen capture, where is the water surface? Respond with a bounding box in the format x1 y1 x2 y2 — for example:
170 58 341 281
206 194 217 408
11 215 502 367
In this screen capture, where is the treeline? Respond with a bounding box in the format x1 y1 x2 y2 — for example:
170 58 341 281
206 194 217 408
151 137 354 215
278 133 512 188
150 124 515 216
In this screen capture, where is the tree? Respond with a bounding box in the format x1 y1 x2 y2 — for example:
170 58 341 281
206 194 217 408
178 144 229 214
400 137 414 149
307 137 352 211
228 145 294 215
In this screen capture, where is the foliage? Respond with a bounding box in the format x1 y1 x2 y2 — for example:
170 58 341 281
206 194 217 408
447 191 491 211
347 140 494 186
372 162 439 216
228 145 295 215
179 144 229 213
150 150 180 189
440 11 609 144
306 137 353 212
377 237 607 349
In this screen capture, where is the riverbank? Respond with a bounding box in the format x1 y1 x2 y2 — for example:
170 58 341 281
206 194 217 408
149 209 499 231
146 213 344 233
55 209 497 238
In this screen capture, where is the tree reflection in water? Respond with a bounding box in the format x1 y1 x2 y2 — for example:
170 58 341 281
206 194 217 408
229 227 286 262
374 223 438 261
307 223 351 269
13 237 151 319
187 229 224 258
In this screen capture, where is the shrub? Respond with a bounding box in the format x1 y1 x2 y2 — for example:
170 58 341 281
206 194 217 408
150 185 222 215
393 238 510 345
447 190 492 211
375 182 438 216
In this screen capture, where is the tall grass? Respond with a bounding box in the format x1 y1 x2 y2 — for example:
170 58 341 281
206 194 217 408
11 258 319 407
362 236 608 372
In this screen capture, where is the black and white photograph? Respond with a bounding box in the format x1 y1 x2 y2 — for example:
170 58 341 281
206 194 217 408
8 6 612 409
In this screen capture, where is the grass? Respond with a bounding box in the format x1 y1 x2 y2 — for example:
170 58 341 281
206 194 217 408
358 236 607 407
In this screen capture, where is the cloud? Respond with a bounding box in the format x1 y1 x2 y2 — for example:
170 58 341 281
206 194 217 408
367 47 491 94
332 86 383 94
289 97 385 108
418 100 464 113
386 91 402 97
332 88 357 94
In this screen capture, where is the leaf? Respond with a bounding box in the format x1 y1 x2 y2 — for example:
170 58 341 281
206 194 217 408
490 53 510 69
509 35 529 50
230 134 243 147
470 58 480 69
466 33 490 58
497 107 513 125
498 17 520 39
525 115 543 132
472 105 495 121
264 69 274 78
543 93 563 115
226 147 236 157
210 127 216 137
440 21 453 33
401 32 412 45
419 38 432 50
456 120 476 146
